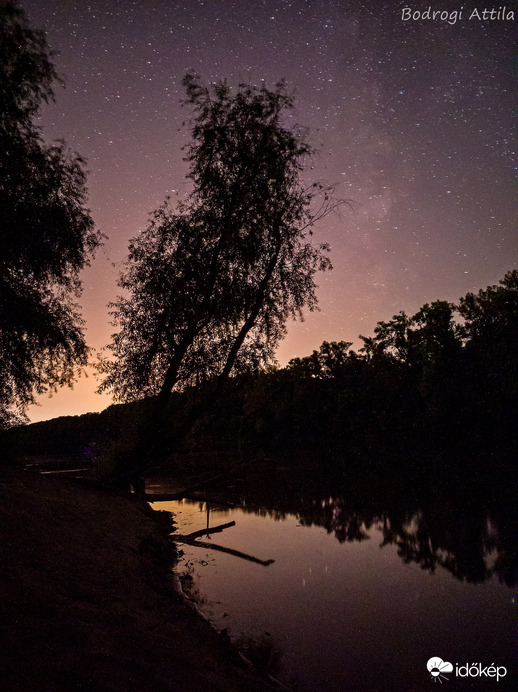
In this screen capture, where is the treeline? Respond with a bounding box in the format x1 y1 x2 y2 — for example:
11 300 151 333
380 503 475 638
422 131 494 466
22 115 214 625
4 270 517 466
188 269 518 459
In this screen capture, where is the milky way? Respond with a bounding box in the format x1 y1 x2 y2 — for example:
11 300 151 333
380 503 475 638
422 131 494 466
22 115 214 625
20 0 516 421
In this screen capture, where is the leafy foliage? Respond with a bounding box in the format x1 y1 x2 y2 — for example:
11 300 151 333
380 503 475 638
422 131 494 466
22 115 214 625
193 271 517 456
287 340 354 379
9 272 517 467
0 1 101 426
99 74 337 407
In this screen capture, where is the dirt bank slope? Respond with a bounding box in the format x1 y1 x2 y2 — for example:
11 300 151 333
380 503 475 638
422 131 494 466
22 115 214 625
0 468 278 691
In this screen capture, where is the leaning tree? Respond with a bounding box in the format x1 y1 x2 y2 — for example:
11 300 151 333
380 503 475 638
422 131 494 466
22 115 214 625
98 73 345 483
0 1 102 428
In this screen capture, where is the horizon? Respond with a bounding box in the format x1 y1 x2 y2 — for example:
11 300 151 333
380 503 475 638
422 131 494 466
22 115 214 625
20 0 516 423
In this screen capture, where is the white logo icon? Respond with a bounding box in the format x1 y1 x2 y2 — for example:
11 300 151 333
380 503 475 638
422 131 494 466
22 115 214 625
427 657 453 683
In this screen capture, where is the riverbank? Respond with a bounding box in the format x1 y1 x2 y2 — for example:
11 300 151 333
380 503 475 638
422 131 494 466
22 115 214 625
0 467 279 691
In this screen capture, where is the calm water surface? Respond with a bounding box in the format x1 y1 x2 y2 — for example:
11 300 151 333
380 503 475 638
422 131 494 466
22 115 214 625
149 466 516 691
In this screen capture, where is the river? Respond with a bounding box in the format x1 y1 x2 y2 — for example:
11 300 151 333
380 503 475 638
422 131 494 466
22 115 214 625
148 458 516 691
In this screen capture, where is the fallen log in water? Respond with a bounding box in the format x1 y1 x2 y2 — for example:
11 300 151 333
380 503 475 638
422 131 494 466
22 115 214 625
177 521 236 541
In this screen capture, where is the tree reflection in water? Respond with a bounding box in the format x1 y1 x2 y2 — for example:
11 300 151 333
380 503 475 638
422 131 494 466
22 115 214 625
191 453 516 588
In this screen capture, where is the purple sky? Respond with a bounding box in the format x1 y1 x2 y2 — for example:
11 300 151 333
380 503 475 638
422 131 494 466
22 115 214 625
21 0 516 422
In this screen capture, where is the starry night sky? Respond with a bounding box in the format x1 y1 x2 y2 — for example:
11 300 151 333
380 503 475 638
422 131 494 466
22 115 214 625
21 0 516 422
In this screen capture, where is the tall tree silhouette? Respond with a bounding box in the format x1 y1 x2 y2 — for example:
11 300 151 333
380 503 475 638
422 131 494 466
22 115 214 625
98 74 343 483
0 1 101 428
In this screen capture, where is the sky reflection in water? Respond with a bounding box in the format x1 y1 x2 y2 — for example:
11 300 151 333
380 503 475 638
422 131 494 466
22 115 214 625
151 483 515 692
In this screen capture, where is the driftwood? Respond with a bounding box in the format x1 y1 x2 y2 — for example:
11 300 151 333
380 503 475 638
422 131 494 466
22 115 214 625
177 521 236 541
176 520 274 566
